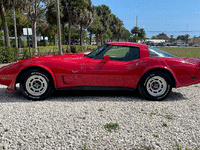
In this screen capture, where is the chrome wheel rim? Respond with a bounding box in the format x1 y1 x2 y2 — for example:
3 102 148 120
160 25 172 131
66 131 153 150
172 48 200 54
146 76 167 97
25 75 48 96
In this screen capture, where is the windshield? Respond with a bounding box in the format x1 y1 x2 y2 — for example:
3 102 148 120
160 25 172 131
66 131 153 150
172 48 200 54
149 46 178 58
85 44 110 58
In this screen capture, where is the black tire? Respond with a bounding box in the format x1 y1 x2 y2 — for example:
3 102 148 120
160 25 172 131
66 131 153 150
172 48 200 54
20 69 54 100
138 71 172 100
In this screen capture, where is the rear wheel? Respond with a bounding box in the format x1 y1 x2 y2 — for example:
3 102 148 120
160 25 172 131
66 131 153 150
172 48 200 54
20 69 54 100
138 71 172 100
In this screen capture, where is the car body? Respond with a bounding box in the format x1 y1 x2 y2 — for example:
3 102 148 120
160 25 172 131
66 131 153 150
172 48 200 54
0 42 200 100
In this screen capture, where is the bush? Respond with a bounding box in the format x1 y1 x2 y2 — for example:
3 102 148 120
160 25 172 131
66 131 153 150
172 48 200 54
20 40 27 48
71 45 79 53
97 45 103 49
0 40 4 47
87 45 98 50
62 45 70 53
0 47 18 63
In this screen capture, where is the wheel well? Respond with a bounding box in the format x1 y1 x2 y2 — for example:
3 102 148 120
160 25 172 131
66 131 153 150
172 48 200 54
137 68 176 88
16 66 55 87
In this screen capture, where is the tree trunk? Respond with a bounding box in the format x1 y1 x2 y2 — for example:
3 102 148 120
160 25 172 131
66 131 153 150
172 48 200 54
32 20 37 48
90 31 92 45
68 22 71 52
0 1 10 47
62 23 65 45
13 8 18 48
96 33 98 45
100 32 103 45
80 23 82 46
18 35 21 48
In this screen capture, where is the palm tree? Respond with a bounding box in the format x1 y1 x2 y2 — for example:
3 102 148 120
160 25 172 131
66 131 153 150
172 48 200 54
95 5 111 45
109 14 123 41
131 26 140 36
138 28 145 40
77 0 94 46
0 0 27 47
87 13 102 45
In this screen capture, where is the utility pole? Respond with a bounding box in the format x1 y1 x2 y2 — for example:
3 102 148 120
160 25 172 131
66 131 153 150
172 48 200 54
56 0 62 55
136 16 138 27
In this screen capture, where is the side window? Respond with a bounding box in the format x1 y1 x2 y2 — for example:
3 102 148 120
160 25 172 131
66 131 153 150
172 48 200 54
103 46 139 61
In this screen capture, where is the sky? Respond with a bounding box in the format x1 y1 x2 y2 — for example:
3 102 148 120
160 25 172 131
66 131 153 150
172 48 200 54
92 0 200 39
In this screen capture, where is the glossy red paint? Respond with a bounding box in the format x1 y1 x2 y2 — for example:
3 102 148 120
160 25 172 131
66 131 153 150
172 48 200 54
0 42 200 93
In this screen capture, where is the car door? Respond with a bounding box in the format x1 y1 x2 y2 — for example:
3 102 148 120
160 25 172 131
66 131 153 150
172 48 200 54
83 45 142 88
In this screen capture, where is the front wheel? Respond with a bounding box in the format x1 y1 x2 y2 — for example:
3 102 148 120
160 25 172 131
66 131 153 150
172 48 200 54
20 69 54 100
138 71 172 100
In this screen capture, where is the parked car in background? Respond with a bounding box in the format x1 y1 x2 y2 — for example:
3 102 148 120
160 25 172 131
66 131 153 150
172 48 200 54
1 42 200 101
177 43 189 47
193 44 200 47
165 43 171 46
65 39 80 45
156 43 165 46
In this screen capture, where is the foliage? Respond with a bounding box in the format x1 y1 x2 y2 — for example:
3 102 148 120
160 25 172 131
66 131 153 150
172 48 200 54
131 26 140 36
25 0 55 48
155 33 169 40
104 123 119 132
177 34 190 43
131 26 145 41
6 11 31 37
0 47 18 63
119 27 131 41
95 4 111 44
77 0 94 46
129 36 141 42
109 14 123 41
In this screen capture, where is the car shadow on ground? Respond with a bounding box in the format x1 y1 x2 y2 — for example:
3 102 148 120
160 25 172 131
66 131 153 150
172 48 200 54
0 87 188 103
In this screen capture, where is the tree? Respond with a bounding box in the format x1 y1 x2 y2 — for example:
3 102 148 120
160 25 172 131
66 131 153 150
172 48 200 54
87 12 102 45
77 0 94 46
46 2 68 45
0 0 27 47
61 0 87 47
95 5 111 45
109 14 123 41
119 27 131 42
37 20 54 46
151 35 156 39
138 28 145 40
156 33 169 40
170 35 174 43
131 26 140 36
6 11 31 47
185 34 190 44
25 0 54 49
130 26 145 42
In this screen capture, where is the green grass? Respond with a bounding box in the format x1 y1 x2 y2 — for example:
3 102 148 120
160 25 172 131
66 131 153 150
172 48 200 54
159 47 200 58
104 123 119 132
104 47 129 57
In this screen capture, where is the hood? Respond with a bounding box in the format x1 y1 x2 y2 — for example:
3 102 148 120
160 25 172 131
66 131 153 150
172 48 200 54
179 57 200 65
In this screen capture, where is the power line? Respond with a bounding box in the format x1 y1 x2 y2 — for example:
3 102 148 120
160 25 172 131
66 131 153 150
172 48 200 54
147 30 200 33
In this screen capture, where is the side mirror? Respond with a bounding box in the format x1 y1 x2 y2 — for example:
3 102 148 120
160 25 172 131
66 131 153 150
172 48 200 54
103 55 110 61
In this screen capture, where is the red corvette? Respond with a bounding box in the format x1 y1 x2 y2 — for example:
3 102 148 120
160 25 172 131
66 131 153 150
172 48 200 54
0 42 200 100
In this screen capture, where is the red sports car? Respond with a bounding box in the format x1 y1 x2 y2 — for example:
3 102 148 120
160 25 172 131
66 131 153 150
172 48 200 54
0 42 200 100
